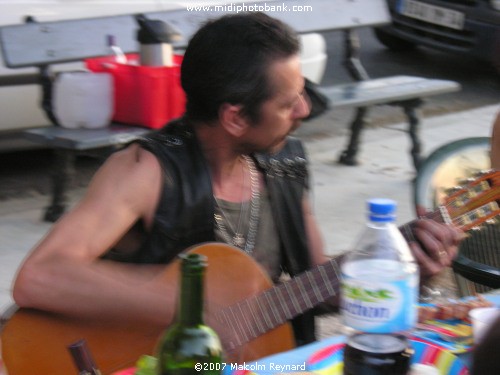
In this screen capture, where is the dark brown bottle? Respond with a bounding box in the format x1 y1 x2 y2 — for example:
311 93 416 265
67 339 102 375
343 333 413 375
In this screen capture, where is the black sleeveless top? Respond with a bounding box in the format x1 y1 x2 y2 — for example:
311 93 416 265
124 118 317 345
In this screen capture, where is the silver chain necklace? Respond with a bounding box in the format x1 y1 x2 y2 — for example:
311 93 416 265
214 155 260 253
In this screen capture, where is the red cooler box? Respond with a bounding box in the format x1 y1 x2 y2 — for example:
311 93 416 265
86 54 185 129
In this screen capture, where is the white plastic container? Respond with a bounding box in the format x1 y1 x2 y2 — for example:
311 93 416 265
469 307 500 344
299 33 327 84
53 71 113 129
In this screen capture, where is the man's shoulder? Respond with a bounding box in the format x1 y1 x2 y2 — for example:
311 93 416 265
135 119 201 160
106 143 162 181
255 136 308 180
283 136 307 157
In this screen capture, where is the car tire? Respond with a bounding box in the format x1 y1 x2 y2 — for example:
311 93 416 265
373 28 417 52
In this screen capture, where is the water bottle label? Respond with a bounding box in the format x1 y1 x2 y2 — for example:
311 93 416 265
341 273 418 333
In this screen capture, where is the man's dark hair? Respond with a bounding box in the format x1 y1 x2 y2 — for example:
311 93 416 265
181 12 300 124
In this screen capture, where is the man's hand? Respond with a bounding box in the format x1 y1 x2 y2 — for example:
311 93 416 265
408 206 465 279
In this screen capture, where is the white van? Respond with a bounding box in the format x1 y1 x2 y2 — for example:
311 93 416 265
0 0 327 151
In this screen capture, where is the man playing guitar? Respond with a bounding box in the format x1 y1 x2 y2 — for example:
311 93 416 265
5 12 469 374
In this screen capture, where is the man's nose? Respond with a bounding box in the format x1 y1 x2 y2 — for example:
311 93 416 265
295 93 311 119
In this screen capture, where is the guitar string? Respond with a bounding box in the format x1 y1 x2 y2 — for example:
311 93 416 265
221 281 322 344
239 263 339 341
217 260 341 345
237 301 257 339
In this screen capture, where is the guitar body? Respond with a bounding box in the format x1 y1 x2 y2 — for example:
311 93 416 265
1 243 295 375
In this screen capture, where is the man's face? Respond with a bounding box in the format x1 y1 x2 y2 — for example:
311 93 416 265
242 55 310 154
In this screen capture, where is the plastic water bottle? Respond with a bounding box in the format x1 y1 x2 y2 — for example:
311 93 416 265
106 34 127 64
341 198 419 374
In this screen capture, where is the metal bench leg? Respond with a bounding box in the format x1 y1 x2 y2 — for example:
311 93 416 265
401 99 423 170
44 149 75 222
339 107 369 166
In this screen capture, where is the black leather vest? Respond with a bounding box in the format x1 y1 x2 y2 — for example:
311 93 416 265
134 119 316 345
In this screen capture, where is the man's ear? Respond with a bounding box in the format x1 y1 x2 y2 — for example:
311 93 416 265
219 103 250 137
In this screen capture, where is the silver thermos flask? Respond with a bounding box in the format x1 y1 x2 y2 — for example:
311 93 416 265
135 14 182 67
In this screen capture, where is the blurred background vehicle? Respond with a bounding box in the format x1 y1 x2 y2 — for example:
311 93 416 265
374 0 500 73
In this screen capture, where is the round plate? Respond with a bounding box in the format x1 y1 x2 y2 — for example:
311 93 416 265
306 339 469 375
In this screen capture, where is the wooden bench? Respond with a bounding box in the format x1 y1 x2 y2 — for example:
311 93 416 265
0 0 460 221
22 126 150 222
317 75 460 167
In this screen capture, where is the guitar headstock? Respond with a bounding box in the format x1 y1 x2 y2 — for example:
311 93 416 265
442 170 500 231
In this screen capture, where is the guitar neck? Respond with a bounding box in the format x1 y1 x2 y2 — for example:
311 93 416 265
217 257 342 350
400 170 500 241
400 170 500 238
399 207 448 243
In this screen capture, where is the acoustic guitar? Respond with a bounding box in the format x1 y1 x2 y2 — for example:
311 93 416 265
1 170 498 375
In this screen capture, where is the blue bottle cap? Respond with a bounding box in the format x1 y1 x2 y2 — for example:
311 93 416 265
368 198 396 222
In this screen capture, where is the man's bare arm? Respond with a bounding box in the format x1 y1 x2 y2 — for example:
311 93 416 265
13 144 176 327
302 194 328 267
302 195 341 310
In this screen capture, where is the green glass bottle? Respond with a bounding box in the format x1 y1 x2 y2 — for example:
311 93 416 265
156 253 223 375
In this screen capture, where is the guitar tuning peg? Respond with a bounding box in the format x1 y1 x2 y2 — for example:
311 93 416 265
473 170 491 178
445 186 462 195
469 225 483 232
457 177 475 186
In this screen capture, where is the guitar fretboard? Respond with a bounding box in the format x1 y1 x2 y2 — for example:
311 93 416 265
217 257 341 350
399 207 447 244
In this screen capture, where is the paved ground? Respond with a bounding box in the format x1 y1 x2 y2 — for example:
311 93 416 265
1 103 499 339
